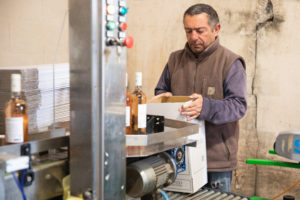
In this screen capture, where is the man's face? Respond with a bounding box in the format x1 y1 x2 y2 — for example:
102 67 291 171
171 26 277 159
184 13 220 54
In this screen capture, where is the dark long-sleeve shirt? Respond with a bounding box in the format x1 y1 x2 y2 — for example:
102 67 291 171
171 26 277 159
154 59 247 124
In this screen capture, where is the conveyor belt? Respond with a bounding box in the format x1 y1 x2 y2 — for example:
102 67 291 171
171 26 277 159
160 188 249 200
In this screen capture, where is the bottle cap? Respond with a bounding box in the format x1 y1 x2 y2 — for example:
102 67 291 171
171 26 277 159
11 74 21 93
135 72 142 86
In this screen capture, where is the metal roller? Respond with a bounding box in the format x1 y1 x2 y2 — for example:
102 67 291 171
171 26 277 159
231 197 242 200
214 193 229 200
203 192 222 200
193 191 215 200
222 195 235 200
159 189 249 200
186 189 209 200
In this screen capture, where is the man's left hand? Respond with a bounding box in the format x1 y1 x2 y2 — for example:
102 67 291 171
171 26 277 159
179 93 203 121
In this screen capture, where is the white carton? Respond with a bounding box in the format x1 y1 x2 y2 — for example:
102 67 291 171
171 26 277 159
164 165 207 193
147 96 207 193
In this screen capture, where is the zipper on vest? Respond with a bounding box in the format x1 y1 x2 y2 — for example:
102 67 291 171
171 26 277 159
193 62 198 93
221 133 230 160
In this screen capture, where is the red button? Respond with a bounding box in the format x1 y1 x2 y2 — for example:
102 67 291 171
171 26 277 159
119 22 127 31
123 36 134 48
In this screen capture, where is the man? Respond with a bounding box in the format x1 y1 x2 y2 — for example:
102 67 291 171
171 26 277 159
154 4 247 192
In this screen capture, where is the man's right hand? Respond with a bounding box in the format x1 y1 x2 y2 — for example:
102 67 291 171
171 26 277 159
179 93 203 121
150 92 173 101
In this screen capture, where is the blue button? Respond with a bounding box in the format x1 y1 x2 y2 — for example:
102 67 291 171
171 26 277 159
119 7 128 15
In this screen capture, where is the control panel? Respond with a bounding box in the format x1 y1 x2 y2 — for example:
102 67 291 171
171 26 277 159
105 0 133 48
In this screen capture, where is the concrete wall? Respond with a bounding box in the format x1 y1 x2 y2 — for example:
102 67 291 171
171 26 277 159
0 0 300 198
254 0 300 198
0 0 69 67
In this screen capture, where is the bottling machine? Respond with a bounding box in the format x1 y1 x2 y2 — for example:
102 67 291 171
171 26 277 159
68 0 200 198
0 0 199 199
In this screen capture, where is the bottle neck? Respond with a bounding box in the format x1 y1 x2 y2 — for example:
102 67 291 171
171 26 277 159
11 91 21 99
135 85 142 90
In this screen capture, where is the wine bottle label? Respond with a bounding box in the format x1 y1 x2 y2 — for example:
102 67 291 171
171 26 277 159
138 104 147 128
5 117 24 143
126 106 130 127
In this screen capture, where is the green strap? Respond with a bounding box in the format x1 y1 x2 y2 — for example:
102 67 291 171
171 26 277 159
246 159 300 169
250 196 270 200
268 149 276 155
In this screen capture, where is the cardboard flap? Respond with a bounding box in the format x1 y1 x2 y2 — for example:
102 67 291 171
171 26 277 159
149 96 191 103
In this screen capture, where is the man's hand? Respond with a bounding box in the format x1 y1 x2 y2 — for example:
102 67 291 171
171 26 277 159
179 93 203 121
150 92 173 101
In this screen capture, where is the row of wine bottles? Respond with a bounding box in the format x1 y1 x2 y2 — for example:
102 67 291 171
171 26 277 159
126 72 147 135
3 71 146 144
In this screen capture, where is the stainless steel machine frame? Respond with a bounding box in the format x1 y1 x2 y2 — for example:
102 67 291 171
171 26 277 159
0 1 202 199
0 129 69 200
69 0 127 199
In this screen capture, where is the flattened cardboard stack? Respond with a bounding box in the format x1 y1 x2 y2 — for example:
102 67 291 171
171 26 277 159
0 63 70 135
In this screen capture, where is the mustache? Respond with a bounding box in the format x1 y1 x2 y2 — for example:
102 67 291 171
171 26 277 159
189 40 204 46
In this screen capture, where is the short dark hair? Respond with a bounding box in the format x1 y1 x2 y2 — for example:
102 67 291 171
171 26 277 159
184 4 219 28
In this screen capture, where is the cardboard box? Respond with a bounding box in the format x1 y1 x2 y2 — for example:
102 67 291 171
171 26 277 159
147 96 207 193
180 140 206 175
164 164 207 193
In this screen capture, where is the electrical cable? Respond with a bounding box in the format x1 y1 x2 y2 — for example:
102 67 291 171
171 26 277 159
21 169 27 188
12 172 22 191
12 172 27 200
271 178 300 200
159 189 169 200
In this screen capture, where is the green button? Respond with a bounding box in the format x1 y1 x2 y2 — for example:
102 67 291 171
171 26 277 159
107 21 116 30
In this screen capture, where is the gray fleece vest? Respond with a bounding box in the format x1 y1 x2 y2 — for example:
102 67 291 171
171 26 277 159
167 38 245 172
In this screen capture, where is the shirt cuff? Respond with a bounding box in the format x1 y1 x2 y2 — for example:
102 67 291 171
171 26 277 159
198 97 210 120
